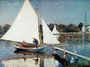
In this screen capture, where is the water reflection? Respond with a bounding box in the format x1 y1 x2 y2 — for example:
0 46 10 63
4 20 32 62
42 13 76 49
53 54 68 67
0 35 90 67
0 50 84 67
0 50 59 67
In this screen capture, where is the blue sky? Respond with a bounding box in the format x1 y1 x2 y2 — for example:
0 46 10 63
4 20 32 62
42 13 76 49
0 0 90 25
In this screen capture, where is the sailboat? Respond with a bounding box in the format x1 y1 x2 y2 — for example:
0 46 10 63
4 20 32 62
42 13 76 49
52 25 59 35
52 25 59 39
1 0 60 52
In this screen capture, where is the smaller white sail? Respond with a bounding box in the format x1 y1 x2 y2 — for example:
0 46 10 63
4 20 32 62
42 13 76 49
42 18 60 44
52 25 59 39
52 25 59 34
82 26 85 32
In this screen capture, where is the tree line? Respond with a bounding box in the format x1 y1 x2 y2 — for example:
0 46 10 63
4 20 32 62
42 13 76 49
0 24 11 34
0 22 83 34
48 22 83 32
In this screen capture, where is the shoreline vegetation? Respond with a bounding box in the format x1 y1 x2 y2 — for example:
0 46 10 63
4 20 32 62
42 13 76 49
0 22 83 35
0 22 90 43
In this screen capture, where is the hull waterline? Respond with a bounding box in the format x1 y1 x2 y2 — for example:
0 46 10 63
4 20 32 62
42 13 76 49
14 46 47 53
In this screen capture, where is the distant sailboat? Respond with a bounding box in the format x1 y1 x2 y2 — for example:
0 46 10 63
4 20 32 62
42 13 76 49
1 0 60 52
82 26 86 32
52 25 59 39
52 25 59 35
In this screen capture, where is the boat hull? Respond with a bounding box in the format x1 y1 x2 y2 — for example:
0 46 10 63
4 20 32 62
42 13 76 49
15 46 47 53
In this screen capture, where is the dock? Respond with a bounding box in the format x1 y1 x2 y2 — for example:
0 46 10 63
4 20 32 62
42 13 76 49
53 47 90 61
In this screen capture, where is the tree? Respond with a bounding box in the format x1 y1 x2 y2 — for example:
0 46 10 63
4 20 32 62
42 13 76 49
66 24 80 32
58 24 67 32
3 24 11 33
0 25 3 34
48 24 54 31
78 22 83 31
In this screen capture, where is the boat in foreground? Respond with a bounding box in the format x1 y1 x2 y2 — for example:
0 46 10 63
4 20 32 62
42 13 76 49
14 45 47 52
1 0 60 53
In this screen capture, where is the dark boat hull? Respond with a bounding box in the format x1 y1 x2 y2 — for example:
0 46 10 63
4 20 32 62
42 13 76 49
15 46 47 53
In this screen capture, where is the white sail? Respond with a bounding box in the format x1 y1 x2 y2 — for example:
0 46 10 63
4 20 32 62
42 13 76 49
82 26 85 32
52 25 59 39
42 18 60 44
1 0 40 44
52 25 59 34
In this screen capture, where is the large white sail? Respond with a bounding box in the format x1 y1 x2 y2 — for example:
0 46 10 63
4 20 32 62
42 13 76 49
1 0 40 44
52 25 59 34
42 18 60 44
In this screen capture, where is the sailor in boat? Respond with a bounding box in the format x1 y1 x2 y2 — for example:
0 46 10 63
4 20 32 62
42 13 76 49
33 38 38 48
23 40 26 45
19 40 26 48
19 38 39 49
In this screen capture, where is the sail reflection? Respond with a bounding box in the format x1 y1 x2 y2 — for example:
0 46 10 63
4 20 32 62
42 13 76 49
1 50 61 67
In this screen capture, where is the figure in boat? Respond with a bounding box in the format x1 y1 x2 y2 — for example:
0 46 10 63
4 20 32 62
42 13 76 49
19 39 39 49
33 38 38 48
23 40 26 45
19 38 39 49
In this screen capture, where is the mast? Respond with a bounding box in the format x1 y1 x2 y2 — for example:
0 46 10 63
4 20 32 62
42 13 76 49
84 12 87 32
36 0 42 47
84 12 87 41
37 9 42 47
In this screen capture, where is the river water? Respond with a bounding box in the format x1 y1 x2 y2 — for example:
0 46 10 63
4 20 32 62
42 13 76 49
0 33 90 67
0 37 90 67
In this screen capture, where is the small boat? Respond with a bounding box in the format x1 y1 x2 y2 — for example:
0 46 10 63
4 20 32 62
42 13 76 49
1 0 60 52
15 45 47 52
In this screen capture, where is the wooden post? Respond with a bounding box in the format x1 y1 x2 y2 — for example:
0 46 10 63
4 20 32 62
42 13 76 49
63 47 66 59
74 50 77 58
74 50 78 63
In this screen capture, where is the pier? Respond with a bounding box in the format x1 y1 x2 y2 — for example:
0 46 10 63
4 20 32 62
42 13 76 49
54 32 90 40
53 47 90 61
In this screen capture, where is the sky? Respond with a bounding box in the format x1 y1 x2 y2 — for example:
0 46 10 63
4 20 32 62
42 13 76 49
0 0 90 25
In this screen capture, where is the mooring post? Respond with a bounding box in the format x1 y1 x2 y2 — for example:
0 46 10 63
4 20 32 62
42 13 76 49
74 50 77 58
63 47 66 59
74 50 78 63
53 48 56 54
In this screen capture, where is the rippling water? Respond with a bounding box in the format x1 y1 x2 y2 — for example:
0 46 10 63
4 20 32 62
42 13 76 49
0 39 90 67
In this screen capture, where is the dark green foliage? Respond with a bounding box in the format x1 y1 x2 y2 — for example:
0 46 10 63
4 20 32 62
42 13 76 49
0 25 3 34
0 24 11 34
66 24 80 32
57 24 67 32
3 24 11 33
78 22 83 31
0 23 81 34
48 24 54 31
47 24 80 32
